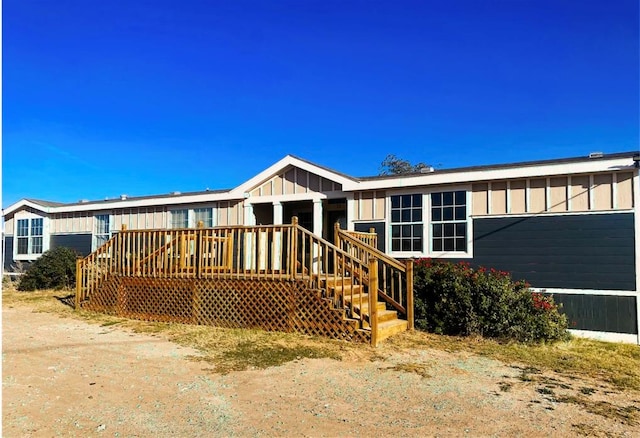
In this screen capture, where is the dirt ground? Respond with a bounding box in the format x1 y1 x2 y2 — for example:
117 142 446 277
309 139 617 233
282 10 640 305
3 305 639 437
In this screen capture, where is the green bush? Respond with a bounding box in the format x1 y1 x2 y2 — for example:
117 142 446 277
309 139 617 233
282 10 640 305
18 247 78 291
414 259 569 343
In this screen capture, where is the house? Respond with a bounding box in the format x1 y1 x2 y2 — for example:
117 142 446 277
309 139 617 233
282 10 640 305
3 151 639 344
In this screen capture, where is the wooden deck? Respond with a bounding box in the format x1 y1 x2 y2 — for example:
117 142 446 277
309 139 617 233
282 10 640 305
76 218 413 346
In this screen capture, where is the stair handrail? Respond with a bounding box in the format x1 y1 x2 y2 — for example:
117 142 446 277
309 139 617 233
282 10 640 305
75 233 119 308
334 224 414 329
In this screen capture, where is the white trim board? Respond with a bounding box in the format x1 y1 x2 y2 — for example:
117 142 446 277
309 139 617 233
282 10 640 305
569 329 639 345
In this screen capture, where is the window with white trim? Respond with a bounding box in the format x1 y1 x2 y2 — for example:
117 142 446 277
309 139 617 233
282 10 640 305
95 214 111 248
16 218 44 255
171 209 189 228
194 208 213 227
390 194 423 252
431 191 467 252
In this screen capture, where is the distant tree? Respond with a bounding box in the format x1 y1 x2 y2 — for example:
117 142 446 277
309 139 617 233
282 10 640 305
379 154 430 175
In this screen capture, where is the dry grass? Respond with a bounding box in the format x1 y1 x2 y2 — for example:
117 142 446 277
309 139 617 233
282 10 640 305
4 286 640 390
385 329 640 391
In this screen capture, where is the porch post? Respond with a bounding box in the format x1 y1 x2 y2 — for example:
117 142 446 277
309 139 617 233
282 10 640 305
312 200 322 275
312 199 322 236
273 201 283 225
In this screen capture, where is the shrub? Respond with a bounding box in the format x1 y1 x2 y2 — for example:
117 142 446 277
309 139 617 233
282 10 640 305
413 259 569 343
18 247 78 291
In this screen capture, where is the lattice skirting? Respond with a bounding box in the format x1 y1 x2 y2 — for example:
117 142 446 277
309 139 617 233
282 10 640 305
82 275 370 343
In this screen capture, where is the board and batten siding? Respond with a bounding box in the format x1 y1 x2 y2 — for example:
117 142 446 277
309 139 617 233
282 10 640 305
249 168 343 197
352 191 386 221
471 171 634 216
550 294 638 335
217 201 244 226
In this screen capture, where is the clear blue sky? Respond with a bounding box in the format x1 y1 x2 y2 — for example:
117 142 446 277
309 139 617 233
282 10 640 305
3 0 638 208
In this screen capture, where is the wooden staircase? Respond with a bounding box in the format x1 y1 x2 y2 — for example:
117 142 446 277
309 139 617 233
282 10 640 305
319 274 409 344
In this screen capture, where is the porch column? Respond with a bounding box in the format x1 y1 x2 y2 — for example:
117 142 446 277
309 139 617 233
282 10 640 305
273 201 283 225
345 193 355 231
313 199 323 236
312 200 323 275
243 202 255 226
272 201 283 271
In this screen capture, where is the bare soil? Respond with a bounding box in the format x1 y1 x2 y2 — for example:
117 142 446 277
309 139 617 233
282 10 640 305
3 304 639 437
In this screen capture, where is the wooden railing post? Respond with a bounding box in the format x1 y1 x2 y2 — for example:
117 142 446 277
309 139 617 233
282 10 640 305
196 221 204 278
291 216 299 279
334 222 341 247
369 256 379 347
406 259 414 330
75 257 83 309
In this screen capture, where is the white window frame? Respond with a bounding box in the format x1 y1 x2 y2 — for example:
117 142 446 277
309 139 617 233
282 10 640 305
93 213 113 250
193 207 214 227
13 213 50 261
169 209 190 228
385 190 428 257
386 186 473 259
429 189 473 258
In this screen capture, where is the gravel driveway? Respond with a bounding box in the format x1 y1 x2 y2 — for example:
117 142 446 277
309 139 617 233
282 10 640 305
3 305 638 437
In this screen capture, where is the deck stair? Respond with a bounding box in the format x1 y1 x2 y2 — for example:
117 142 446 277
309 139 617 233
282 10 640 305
76 218 413 346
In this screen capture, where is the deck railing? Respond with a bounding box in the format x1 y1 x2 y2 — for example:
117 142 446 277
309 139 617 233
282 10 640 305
76 218 380 332
334 223 414 329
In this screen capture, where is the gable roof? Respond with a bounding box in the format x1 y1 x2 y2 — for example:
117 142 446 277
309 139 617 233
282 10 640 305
229 154 358 197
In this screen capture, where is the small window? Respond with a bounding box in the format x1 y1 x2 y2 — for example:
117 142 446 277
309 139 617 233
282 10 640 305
95 214 111 248
431 191 467 252
171 210 189 228
390 194 423 252
194 208 213 227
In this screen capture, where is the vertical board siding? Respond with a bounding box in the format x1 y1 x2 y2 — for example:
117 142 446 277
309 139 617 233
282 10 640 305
593 174 613 210
472 172 633 217
5 217 14 235
549 177 568 212
490 182 507 214
617 172 634 209
4 237 14 270
469 213 635 291
529 179 547 213
571 175 590 211
510 180 527 214
472 184 488 215
550 293 638 335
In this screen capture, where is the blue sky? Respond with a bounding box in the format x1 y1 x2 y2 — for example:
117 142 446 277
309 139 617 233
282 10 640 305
3 0 638 207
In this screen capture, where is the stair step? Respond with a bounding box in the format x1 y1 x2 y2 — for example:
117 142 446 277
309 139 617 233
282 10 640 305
320 276 354 286
331 284 363 294
376 319 409 342
377 309 398 323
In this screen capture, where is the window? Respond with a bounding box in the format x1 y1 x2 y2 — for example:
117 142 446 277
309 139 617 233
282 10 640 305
390 194 423 252
171 210 189 228
16 217 44 256
194 208 213 227
431 191 467 252
95 214 111 248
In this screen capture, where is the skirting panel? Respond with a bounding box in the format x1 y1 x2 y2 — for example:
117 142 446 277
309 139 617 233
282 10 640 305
82 275 370 343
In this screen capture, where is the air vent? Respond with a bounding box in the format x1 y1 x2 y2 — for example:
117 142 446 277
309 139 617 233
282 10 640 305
120 194 127 200
419 166 435 173
78 199 89 203
589 152 604 159
171 191 181 195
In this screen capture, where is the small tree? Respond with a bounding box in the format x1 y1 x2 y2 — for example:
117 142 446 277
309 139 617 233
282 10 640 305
18 247 78 291
379 154 430 175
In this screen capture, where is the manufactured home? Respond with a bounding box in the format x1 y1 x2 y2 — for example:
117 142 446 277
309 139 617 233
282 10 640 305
3 151 639 344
